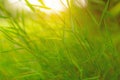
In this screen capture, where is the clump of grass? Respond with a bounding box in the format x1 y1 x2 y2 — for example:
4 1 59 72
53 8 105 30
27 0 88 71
0 0 120 80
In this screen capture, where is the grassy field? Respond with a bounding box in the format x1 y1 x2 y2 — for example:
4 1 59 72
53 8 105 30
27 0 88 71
0 0 120 80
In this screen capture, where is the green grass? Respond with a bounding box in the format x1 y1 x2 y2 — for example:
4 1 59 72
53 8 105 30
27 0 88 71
0 0 120 80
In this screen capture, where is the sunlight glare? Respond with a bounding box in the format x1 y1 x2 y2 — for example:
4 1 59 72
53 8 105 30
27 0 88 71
8 0 87 13
43 0 68 11
28 0 41 5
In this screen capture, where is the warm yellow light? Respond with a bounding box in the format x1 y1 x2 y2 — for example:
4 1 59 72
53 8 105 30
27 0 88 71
27 0 68 12
8 0 68 13
8 0 87 14
27 0 68 13
28 0 41 5
43 0 68 11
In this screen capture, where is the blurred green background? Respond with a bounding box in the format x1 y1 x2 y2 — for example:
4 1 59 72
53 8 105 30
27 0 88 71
0 0 120 80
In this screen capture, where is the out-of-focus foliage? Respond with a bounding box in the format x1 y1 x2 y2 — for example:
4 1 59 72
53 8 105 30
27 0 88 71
0 0 120 80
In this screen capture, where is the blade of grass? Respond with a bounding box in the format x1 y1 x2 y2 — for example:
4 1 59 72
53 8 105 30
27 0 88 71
99 0 110 26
